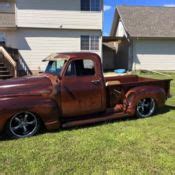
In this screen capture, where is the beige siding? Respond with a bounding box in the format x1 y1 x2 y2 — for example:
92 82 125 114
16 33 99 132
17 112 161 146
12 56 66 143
0 13 16 28
16 0 102 30
133 39 175 70
4 29 102 72
116 20 126 37
0 2 16 28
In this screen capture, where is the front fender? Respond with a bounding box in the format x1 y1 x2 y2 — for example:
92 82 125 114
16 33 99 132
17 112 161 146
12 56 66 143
0 96 61 132
124 86 166 115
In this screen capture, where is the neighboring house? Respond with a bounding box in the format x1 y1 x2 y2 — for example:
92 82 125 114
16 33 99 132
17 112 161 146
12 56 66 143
0 0 103 77
109 6 175 71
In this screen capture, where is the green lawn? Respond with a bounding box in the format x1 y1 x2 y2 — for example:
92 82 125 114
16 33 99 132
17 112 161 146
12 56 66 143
0 72 175 175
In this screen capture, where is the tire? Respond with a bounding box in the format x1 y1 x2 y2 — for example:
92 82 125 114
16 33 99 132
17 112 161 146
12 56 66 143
6 111 41 139
136 98 156 118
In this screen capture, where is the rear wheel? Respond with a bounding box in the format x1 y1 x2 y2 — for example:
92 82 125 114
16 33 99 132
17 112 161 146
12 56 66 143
136 98 156 118
6 111 40 139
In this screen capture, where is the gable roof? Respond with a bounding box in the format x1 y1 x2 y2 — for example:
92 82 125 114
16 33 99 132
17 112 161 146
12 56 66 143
111 6 175 38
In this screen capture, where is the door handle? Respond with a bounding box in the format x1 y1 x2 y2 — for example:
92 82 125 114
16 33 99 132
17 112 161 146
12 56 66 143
91 79 101 85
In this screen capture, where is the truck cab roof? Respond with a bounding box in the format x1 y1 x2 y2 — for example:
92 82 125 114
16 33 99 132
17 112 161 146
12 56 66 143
43 52 100 62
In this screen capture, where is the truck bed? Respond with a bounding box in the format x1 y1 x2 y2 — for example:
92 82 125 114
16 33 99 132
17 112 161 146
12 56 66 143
105 75 171 108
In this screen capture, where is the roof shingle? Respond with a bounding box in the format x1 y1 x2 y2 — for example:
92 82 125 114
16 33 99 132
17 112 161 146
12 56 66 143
117 6 175 38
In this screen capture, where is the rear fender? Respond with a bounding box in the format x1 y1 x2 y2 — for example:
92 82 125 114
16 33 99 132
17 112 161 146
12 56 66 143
124 86 166 115
0 96 61 132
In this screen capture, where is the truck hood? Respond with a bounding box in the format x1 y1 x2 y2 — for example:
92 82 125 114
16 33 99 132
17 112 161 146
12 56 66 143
0 75 53 98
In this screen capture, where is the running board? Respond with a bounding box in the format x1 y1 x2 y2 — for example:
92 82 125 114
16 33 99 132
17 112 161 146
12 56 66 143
62 112 129 128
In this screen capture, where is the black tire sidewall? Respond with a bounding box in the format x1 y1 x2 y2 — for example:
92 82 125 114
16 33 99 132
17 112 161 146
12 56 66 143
136 98 157 118
5 112 41 139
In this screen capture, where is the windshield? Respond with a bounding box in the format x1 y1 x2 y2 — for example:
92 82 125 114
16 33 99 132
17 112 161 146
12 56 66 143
45 60 67 75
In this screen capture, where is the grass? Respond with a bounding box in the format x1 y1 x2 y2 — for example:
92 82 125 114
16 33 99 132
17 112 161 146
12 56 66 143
0 72 175 175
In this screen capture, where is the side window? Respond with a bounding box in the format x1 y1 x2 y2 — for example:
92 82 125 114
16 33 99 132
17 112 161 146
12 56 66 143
82 60 95 76
65 59 95 77
65 61 76 76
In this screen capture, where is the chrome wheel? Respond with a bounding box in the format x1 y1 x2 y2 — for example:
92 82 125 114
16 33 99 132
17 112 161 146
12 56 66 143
136 98 156 118
9 112 39 138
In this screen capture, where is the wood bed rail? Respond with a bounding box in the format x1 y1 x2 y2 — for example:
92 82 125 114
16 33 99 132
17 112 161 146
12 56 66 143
0 46 17 78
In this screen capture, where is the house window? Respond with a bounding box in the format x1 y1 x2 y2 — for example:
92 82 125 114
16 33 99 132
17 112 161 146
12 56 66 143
0 32 5 42
90 36 99 50
91 0 101 11
81 36 99 51
81 36 90 50
81 0 90 11
0 2 14 13
81 0 101 11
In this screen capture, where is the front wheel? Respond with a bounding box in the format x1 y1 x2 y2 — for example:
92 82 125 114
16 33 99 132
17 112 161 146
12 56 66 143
136 98 156 118
6 111 41 139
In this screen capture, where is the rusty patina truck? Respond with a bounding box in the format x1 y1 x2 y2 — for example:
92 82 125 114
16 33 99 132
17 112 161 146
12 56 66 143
0 52 171 138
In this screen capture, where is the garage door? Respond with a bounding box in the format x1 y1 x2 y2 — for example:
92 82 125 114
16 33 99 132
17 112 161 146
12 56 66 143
133 39 175 70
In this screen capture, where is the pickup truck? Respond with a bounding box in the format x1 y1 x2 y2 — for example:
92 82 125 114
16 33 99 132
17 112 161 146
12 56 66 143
0 52 171 138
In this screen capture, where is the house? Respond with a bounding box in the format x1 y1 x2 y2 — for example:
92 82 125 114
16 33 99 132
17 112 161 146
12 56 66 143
0 0 103 78
107 6 175 71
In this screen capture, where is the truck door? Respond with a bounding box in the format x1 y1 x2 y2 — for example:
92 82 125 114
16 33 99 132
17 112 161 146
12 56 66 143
61 58 105 117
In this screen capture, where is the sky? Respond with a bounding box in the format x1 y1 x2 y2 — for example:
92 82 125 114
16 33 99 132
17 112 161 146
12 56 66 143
104 0 175 35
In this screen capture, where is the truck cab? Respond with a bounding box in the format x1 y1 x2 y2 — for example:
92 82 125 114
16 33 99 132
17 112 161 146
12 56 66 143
44 52 106 117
